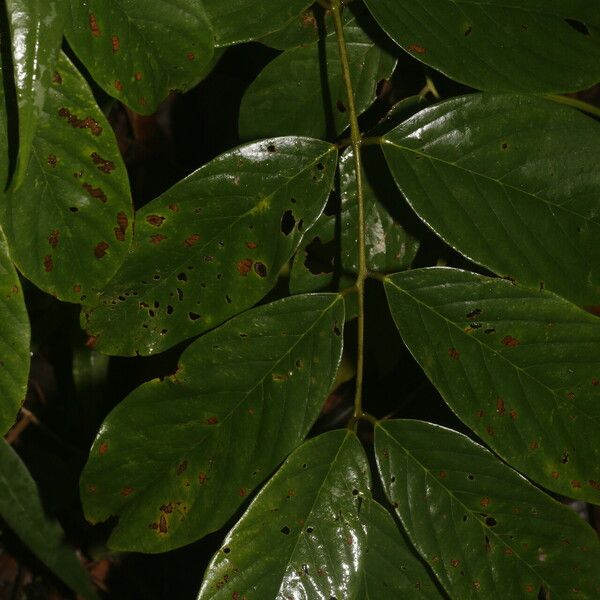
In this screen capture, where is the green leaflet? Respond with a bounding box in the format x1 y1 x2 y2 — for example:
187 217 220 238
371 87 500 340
376 420 600 598
0 440 98 599
203 0 313 47
239 15 396 140
64 0 214 114
0 228 30 436
382 93 600 307
80 294 345 552
5 0 64 189
82 137 337 356
363 0 600 93
198 430 369 599
0 52 133 303
385 268 600 503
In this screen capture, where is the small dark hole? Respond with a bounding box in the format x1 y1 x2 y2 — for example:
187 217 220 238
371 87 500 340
561 452 569 464
484 328 496 334
166 305 174 314
333 324 341 336
281 210 296 236
501 142 508 150
254 262 267 277
304 236 335 275
306 527 313 533
223 547 230 554
336 100 346 112
69 206 79 212
564 18 590 35
177 272 187 281
225 295 232 304
267 144 276 153
467 308 481 318
317 162 324 171
468 474 475 480
188 312 201 321
290 197 296 203
464 25 472 36
280 525 290 535
352 489 359 496
153 274 161 280
485 517 497 527
463 515 468 522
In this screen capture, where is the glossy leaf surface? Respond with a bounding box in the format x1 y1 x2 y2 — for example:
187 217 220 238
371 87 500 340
357 500 444 599
204 0 312 47
0 440 98 599
0 229 30 436
5 0 63 188
340 146 420 274
376 420 600 598
198 430 369 599
81 294 345 552
239 17 395 140
363 0 600 93
0 53 132 303
385 268 600 503
82 137 337 356
64 0 214 114
382 94 600 306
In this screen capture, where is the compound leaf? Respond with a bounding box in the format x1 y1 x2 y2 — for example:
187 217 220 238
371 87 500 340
64 0 214 114
80 294 345 552
363 0 600 93
382 94 600 307
0 52 132 303
0 228 30 436
385 268 600 503
82 137 337 356
0 439 98 599
376 420 600 598
198 430 369 599
5 0 64 189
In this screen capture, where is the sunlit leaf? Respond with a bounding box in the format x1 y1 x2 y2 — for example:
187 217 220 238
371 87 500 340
204 0 313 47
0 228 30 436
363 0 600 93
0 52 132 303
64 0 214 114
385 267 600 503
198 430 369 599
80 294 345 552
0 440 98 599
5 0 63 189
82 137 337 356
382 94 600 306
376 420 600 598
239 14 395 140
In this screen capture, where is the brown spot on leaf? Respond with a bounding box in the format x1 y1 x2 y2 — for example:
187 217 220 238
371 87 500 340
438 470 447 479
48 229 60 248
150 234 167 244
238 488 247 497
47 154 58 167
168 203 179 212
91 151 116 173
525 585 535 593
73 284 81 293
529 441 539 450
476 410 484 418
111 35 120 52
566 390 575 400
134 72 143 81
89 13 101 37
450 559 460 568
58 108 102 135
94 241 109 258
408 43 426 53
176 461 188 475
245 241 257 249
160 503 173 514
509 409 518 420
237 258 253 276
114 80 123 91
146 214 165 227
486 426 495 436
206 416 218 425
121 487 134 496
551 471 560 479
501 335 520 347
504 548 513 556
116 212 128 237
52 71 62 84
589 480 600 490
43 254 53 272
480 497 490 508
198 472 207 484
159 515 168 534
496 398 505 416
186 51 195 61
87 484 97 493
448 347 459 360
99 442 108 455
82 182 107 203
184 234 200 247
85 335 98 348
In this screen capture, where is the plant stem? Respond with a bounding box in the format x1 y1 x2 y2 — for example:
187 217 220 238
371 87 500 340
337 135 382 150
331 0 367 429
545 94 600 119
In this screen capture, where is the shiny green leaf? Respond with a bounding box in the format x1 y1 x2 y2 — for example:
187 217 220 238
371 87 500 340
198 429 369 599
64 0 214 114
385 267 600 503
204 0 312 47
358 499 445 599
80 294 345 552
82 137 337 356
0 52 132 303
363 0 600 93
0 228 30 436
382 94 600 306
376 420 600 598
340 146 420 274
239 16 396 140
0 439 98 599
5 0 63 189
